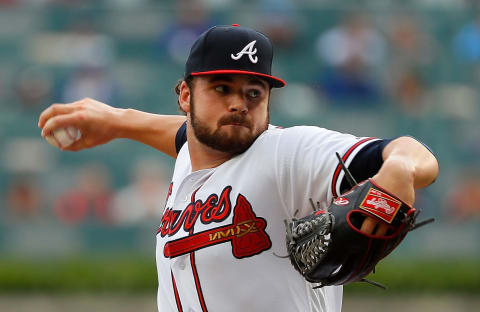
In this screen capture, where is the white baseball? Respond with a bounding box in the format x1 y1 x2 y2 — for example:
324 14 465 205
45 127 81 149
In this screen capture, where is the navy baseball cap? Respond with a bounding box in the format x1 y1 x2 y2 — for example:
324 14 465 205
184 24 286 88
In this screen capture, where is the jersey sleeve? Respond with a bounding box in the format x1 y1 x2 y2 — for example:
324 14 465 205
338 135 437 194
337 138 391 195
175 121 187 154
273 126 381 217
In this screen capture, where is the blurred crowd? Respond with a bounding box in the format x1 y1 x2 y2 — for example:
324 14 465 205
3 157 171 227
1 0 480 255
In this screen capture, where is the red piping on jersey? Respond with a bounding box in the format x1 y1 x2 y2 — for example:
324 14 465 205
189 187 209 312
190 252 208 312
171 270 183 312
331 137 377 198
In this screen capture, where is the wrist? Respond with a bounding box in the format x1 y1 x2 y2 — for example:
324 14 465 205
114 108 136 139
372 156 416 205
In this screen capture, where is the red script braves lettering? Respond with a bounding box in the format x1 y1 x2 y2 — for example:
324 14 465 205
159 186 272 259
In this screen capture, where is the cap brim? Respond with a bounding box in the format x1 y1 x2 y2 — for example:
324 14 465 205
191 70 286 88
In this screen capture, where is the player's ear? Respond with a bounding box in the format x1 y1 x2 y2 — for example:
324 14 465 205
179 81 191 113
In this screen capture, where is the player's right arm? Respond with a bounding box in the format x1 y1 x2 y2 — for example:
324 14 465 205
38 98 186 158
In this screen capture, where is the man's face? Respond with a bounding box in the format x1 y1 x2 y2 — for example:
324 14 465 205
189 74 270 155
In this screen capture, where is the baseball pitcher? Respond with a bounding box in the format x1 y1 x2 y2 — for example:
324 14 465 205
39 25 439 312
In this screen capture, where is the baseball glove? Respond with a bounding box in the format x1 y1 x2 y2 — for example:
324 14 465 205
285 153 433 288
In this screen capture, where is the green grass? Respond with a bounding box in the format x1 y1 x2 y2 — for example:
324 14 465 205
0 256 478 293
344 258 480 294
0 255 157 293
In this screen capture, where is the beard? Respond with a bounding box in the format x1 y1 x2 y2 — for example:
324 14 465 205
190 98 269 155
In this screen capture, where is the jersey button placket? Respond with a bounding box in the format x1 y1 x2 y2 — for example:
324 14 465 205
179 260 186 270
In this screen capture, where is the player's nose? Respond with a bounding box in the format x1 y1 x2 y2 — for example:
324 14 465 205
227 94 248 114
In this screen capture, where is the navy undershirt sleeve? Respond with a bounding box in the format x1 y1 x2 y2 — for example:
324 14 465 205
175 121 187 154
339 136 436 193
339 139 392 194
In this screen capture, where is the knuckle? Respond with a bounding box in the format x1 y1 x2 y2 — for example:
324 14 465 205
74 98 87 107
50 103 61 112
77 97 93 109
76 112 87 121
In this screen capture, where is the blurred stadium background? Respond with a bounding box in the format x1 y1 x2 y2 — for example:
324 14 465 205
0 0 479 311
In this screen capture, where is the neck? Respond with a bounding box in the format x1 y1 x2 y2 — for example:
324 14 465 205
186 124 233 171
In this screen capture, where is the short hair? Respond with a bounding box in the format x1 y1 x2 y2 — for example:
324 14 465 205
174 76 194 115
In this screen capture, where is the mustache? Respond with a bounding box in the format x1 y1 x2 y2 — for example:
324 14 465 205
218 114 252 128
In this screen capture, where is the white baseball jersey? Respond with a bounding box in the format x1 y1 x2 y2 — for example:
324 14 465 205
156 125 380 312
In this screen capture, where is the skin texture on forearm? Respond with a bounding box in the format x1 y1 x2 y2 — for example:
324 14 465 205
371 136 439 206
118 109 186 158
381 136 439 189
363 136 439 235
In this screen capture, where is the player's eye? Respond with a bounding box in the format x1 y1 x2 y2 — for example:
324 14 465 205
247 89 261 99
215 85 228 93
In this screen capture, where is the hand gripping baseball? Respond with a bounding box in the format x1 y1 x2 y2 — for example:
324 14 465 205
39 98 122 151
285 153 434 288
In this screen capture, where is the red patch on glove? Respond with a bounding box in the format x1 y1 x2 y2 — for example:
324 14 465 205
359 188 402 223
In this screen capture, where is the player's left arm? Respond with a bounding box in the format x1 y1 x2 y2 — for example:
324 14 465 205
373 136 439 206
363 136 439 235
